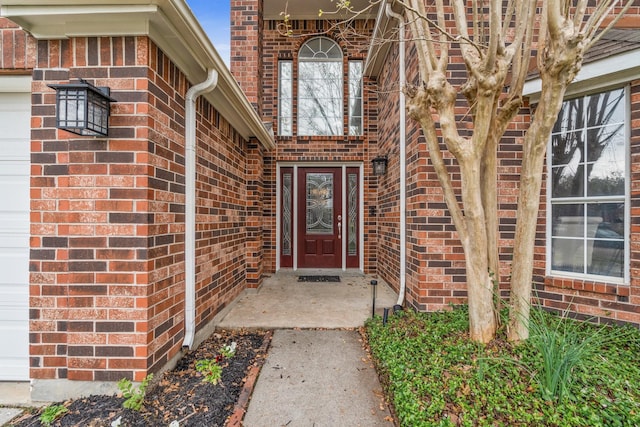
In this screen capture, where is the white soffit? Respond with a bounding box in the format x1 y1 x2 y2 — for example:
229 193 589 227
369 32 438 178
523 48 640 103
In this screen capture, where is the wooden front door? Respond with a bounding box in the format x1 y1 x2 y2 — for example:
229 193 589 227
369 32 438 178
298 168 342 268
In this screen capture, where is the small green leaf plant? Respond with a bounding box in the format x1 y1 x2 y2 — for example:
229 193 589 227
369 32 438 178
39 404 68 427
195 359 223 384
195 341 237 384
220 341 237 359
117 373 153 411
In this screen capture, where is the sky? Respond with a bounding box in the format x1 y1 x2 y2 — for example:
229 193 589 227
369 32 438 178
185 1 231 64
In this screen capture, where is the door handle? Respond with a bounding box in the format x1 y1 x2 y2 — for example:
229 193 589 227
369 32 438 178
337 215 342 240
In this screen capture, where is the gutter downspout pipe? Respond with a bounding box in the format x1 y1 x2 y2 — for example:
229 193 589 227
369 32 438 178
386 4 407 307
182 69 219 349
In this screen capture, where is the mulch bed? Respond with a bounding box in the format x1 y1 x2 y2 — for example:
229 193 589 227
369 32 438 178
9 330 271 427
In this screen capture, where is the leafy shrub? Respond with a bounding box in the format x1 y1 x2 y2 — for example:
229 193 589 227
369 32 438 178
117 374 153 411
39 404 68 427
527 308 614 402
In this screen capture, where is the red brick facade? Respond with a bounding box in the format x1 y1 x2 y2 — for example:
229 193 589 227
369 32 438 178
231 6 381 273
228 1 640 328
365 11 640 326
1 0 640 397
1 16 264 385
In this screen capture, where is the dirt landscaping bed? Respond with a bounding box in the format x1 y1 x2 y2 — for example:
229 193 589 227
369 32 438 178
9 330 271 427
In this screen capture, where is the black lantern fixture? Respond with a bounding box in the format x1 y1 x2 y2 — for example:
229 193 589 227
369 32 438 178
48 79 116 137
371 155 388 176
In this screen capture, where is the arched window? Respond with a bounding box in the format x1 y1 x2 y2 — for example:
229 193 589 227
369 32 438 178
297 37 343 136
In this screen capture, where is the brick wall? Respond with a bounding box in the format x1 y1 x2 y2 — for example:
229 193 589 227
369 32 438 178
0 18 36 70
0 19 261 384
373 8 640 327
231 0 263 114
239 16 379 272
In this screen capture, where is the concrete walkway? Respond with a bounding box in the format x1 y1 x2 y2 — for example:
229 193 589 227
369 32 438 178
217 271 397 426
216 270 398 329
243 329 392 426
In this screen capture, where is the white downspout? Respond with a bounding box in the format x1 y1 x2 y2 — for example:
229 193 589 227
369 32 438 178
386 4 407 307
182 69 218 349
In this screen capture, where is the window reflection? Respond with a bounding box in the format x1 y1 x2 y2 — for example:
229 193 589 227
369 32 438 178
549 88 627 280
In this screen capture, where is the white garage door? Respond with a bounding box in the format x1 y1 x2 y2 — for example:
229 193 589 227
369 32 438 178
0 76 31 381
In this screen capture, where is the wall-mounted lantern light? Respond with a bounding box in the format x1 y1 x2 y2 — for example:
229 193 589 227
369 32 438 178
48 79 116 137
372 156 388 176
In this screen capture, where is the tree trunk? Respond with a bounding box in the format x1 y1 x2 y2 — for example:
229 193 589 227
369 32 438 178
460 158 496 343
508 80 568 341
482 132 500 320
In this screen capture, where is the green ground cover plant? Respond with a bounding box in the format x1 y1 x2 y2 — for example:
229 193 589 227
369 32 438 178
365 307 640 426
39 404 68 427
117 373 153 411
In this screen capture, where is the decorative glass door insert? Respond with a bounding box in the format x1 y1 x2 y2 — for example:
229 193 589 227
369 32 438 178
306 173 334 235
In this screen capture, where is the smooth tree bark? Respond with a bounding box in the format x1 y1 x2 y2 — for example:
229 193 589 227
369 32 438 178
400 0 632 343
298 0 634 342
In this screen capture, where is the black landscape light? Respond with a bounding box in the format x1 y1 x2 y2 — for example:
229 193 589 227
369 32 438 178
370 279 378 318
48 79 116 137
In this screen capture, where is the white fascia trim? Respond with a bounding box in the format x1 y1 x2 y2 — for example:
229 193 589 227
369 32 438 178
363 1 393 77
523 48 640 103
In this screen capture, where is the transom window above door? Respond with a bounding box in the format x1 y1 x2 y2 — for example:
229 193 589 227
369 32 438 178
278 37 363 137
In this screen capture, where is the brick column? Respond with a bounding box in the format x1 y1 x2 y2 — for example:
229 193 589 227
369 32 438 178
245 140 265 288
230 0 263 114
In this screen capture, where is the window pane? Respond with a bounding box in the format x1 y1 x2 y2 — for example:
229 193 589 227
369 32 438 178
552 204 584 238
586 124 625 196
552 97 584 134
585 89 625 128
298 61 343 135
588 202 624 277
299 37 342 59
348 173 358 256
349 61 363 136
551 130 584 167
551 163 584 198
278 61 292 136
282 173 293 256
549 88 627 280
552 238 584 273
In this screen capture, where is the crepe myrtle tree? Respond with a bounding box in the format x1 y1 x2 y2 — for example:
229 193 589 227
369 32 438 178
284 0 634 342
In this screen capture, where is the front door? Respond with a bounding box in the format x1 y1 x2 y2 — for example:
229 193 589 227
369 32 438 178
298 168 342 268
279 166 360 270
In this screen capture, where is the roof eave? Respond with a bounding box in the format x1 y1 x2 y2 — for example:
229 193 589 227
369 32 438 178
523 47 640 104
363 0 399 78
0 0 275 150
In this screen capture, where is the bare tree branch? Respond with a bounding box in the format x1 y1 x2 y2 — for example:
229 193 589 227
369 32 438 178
585 0 635 49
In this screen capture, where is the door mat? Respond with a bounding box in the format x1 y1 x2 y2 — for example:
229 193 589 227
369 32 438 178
297 275 341 283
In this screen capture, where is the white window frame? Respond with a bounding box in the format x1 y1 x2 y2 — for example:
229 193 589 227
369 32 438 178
546 85 630 285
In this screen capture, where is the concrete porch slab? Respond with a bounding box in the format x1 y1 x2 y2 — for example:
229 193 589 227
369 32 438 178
216 271 398 329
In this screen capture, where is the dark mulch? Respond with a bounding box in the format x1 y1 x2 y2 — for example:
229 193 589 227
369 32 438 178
9 330 270 427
